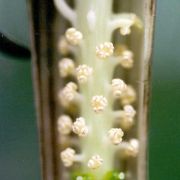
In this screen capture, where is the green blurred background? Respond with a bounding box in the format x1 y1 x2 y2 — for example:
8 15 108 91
0 0 180 180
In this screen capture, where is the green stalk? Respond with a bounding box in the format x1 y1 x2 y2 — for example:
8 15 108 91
75 0 115 178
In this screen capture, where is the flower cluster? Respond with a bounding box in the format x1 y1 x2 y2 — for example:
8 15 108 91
65 28 83 45
91 95 108 113
76 64 93 83
96 42 114 59
54 1 143 178
58 82 78 107
72 117 89 137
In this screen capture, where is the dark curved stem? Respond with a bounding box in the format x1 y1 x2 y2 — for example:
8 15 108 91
0 32 30 59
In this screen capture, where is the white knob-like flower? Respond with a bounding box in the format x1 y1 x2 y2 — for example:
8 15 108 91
119 50 134 69
91 95 108 113
123 105 136 118
76 64 93 83
126 139 139 157
72 117 89 137
60 148 75 167
58 82 78 106
112 79 127 98
65 28 83 45
96 42 114 59
115 105 136 130
87 155 103 169
58 58 75 77
119 15 137 36
120 85 136 105
108 128 124 145
57 115 73 135
57 37 69 55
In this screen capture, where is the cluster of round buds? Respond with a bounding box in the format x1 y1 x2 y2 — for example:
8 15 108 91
91 95 108 113
58 58 75 77
58 82 78 107
76 64 93 83
120 85 136 105
111 79 127 98
57 36 69 55
119 50 134 69
60 148 75 167
108 128 124 145
57 115 72 135
119 14 137 36
125 139 139 157
87 154 103 169
72 117 89 137
96 42 114 59
65 28 83 45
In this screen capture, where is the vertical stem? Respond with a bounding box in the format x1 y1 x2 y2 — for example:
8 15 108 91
75 0 115 178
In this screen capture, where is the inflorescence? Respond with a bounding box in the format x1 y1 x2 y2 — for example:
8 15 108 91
54 0 142 178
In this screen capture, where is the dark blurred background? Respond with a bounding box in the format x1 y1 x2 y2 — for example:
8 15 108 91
0 0 180 180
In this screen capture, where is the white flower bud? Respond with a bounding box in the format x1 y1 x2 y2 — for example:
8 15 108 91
58 82 78 106
123 105 136 118
60 148 75 167
72 117 89 137
57 115 72 135
91 95 108 113
115 105 136 130
57 37 69 55
58 58 75 77
119 15 136 36
126 139 139 157
112 79 127 98
120 85 136 105
119 50 134 69
96 42 114 59
87 155 103 169
108 128 124 145
76 64 93 83
65 28 83 45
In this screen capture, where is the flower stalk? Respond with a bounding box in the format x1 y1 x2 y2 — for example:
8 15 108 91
28 0 155 179
55 0 143 179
